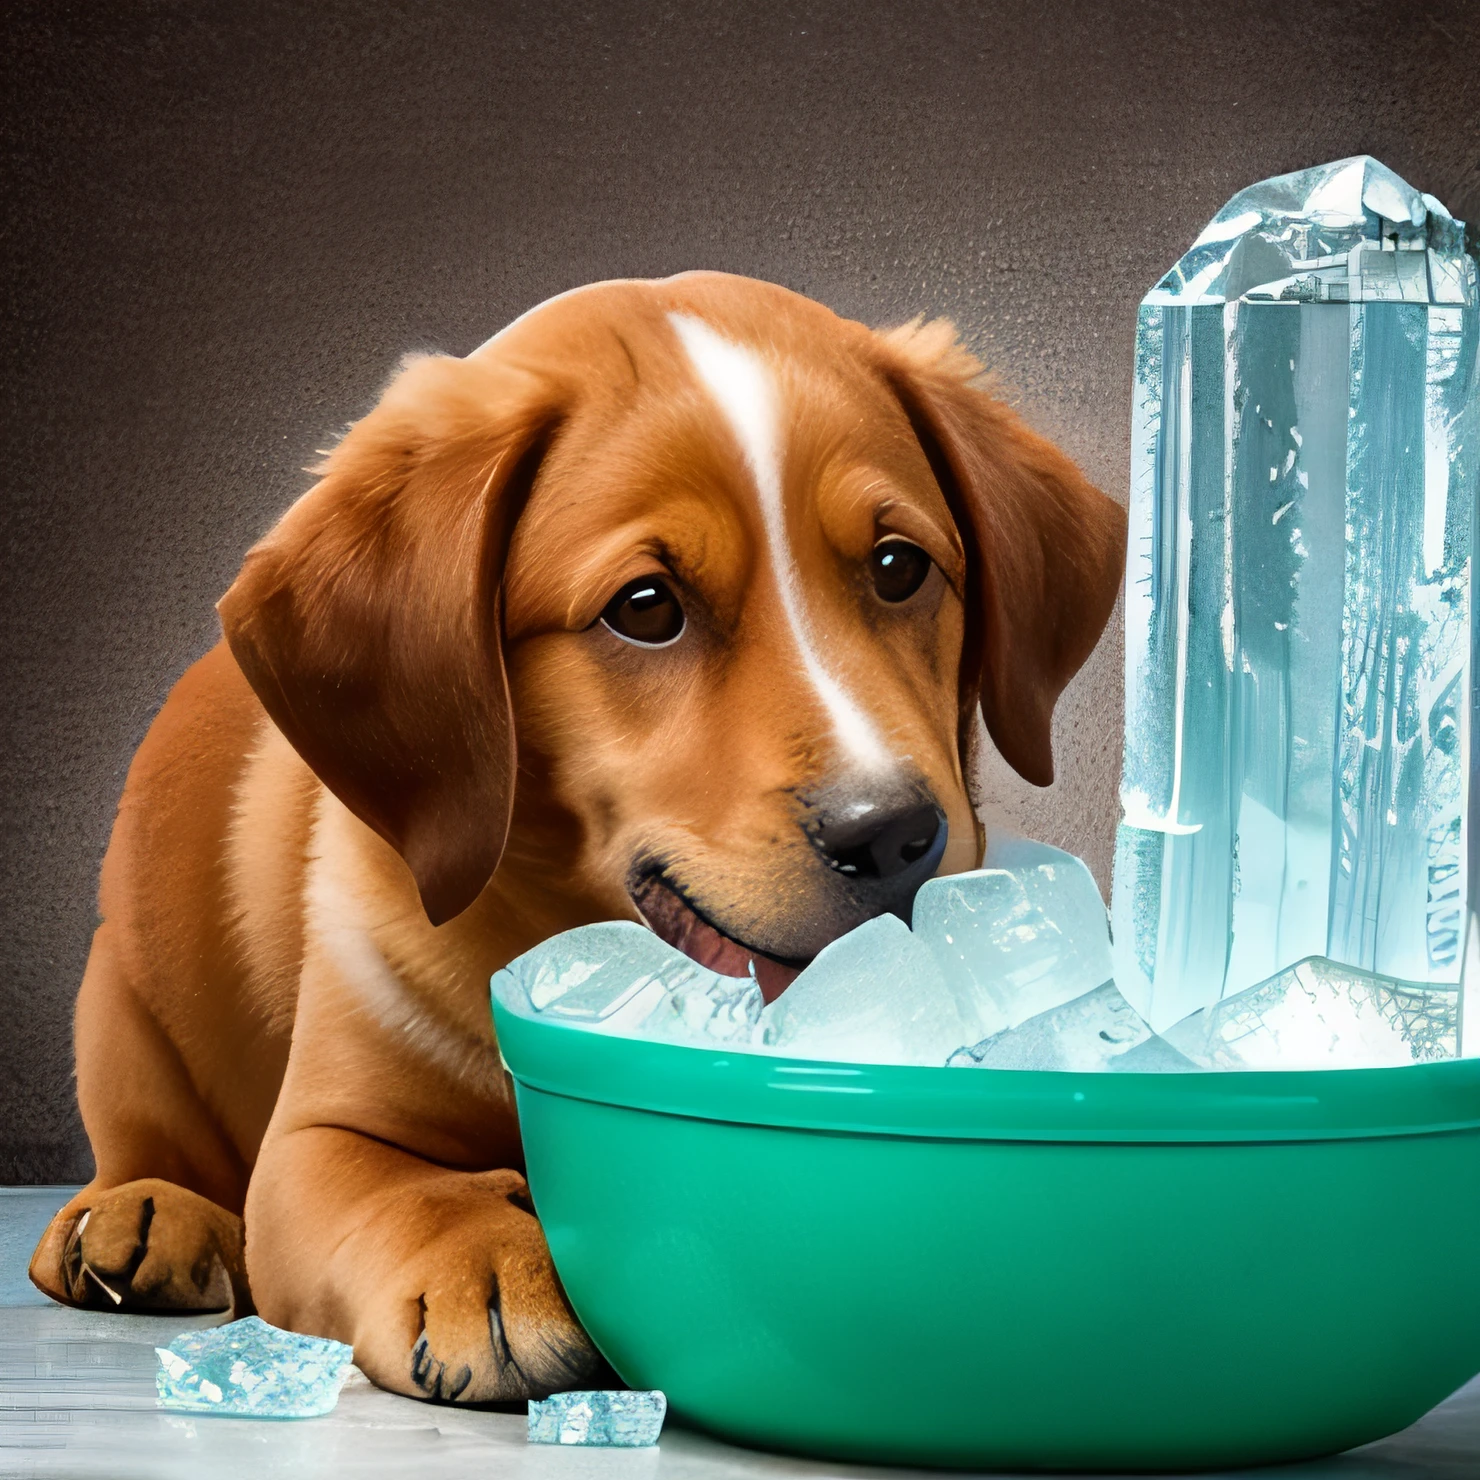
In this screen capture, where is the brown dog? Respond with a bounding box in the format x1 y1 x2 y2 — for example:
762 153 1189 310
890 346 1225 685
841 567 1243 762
30 272 1125 1403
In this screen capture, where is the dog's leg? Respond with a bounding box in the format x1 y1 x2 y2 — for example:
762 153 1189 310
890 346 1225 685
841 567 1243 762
247 1125 603 1401
243 939 604 1403
30 922 254 1314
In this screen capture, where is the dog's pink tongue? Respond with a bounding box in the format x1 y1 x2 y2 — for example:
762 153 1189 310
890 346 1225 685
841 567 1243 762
674 917 752 977
681 926 801 1003
635 882 803 1002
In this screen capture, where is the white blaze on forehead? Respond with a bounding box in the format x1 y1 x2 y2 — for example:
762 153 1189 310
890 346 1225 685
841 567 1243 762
667 312 891 770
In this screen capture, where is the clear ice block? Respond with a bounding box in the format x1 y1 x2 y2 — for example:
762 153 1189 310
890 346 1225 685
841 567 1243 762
949 982 1198 1073
913 841 1113 1039
154 1316 354 1417
638 959 764 1045
1112 156 1480 1040
492 920 759 1041
759 913 968 1065
1163 955 1458 1070
527 1388 667 1446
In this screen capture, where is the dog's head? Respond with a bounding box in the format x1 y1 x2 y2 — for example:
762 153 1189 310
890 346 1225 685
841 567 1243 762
219 274 1125 996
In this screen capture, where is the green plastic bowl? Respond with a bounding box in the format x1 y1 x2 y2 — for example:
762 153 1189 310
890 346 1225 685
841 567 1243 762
493 1000 1480 1471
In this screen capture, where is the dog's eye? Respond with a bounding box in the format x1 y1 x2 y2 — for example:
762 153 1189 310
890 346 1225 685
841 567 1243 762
871 540 932 603
600 577 685 646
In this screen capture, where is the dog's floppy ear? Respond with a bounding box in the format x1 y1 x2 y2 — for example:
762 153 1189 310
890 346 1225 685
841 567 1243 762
874 319 1127 787
218 351 557 925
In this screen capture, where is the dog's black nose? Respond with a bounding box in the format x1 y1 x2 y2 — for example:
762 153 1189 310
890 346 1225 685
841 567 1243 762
812 800 948 916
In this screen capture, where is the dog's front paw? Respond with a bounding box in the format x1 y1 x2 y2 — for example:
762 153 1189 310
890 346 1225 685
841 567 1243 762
355 1169 603 1403
30 1179 248 1314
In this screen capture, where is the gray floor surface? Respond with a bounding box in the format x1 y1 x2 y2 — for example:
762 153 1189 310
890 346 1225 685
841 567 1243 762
2 1187 1478 1479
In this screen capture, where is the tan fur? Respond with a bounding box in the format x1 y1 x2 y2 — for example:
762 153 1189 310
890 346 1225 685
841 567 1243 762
878 314 990 384
31 272 1126 1403
227 724 318 1039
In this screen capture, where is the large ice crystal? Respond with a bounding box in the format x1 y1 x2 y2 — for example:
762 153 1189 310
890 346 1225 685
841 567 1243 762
528 1389 667 1446
154 1316 354 1417
1112 156 1480 1039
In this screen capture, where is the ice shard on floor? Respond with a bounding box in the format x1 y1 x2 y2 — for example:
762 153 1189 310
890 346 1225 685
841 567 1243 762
1112 156 1480 1039
527 1389 667 1446
155 1316 355 1417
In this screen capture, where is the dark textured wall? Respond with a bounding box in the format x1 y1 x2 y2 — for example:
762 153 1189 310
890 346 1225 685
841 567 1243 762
3 0 1477 1181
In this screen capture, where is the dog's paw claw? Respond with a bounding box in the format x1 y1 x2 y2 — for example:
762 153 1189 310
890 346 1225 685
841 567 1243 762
485 1274 517 1378
410 1331 434 1390
409 1330 477 1403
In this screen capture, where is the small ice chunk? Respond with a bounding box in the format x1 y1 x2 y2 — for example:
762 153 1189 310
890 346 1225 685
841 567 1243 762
527 1389 667 1446
913 841 1113 1040
494 921 719 1034
949 981 1197 1072
637 965 763 1045
1163 957 1460 1070
760 914 967 1065
154 1316 354 1417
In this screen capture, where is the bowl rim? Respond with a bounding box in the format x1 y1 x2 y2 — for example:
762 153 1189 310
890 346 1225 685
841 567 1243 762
492 998 1480 1145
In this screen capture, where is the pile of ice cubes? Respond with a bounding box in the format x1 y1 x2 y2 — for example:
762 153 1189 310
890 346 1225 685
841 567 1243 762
496 837 1143 1071
497 157 1478 1076
493 833 1457 1072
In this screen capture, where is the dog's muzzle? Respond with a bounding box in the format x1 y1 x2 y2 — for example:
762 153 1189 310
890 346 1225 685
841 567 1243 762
631 790 949 1005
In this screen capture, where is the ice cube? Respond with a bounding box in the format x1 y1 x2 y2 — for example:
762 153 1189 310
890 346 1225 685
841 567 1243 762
1114 157 1480 1038
1163 956 1460 1070
492 921 727 1035
949 981 1196 1072
154 1316 354 1417
527 1389 667 1446
912 842 1113 1040
981 830 1067 871
759 914 967 1065
636 964 764 1045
